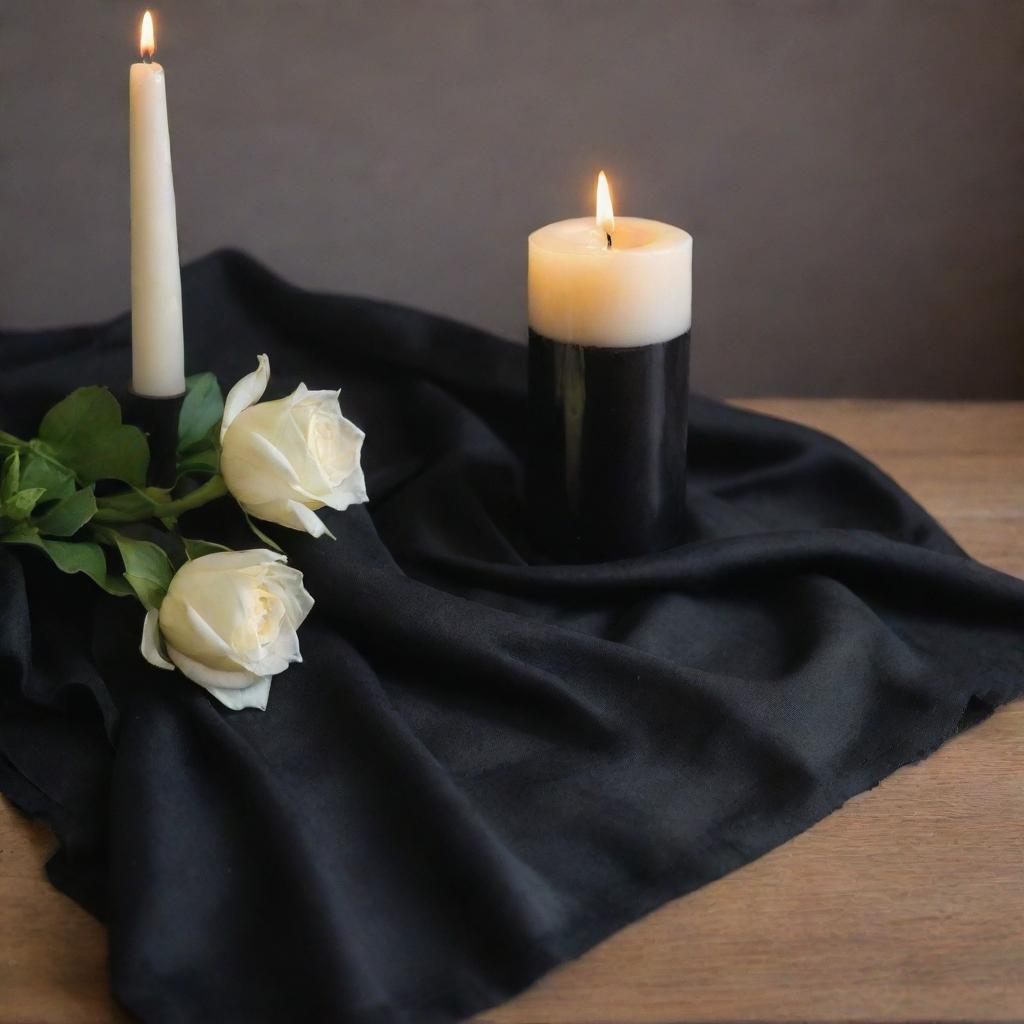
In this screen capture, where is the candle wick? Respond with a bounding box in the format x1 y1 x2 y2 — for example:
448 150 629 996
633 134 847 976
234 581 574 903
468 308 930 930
606 232 613 250
142 53 153 64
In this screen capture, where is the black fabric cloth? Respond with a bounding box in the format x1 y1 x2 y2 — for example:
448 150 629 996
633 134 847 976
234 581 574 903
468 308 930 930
1 250 1022 1023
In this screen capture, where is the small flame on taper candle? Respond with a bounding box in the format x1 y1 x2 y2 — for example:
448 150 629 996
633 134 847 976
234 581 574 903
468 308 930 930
140 10 155 62
596 171 615 249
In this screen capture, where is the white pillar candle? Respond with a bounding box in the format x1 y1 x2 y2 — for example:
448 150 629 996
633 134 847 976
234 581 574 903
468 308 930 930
526 173 693 561
528 178 692 347
129 10 185 397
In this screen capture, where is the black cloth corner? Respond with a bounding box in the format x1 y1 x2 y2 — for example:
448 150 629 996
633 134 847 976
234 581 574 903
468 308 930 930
1 250 1022 1023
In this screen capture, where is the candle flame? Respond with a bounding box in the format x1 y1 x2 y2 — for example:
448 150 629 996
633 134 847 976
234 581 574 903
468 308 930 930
140 11 155 60
596 171 615 237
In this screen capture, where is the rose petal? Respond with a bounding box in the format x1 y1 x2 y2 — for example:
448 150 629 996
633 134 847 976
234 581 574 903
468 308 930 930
164 601 241 667
205 677 273 712
244 497 329 537
222 425 315 505
285 500 332 537
323 461 369 511
238 647 296 679
140 609 174 670
265 567 315 627
221 353 270 441
167 643 264 690
295 388 341 403
253 625 303 675
185 549 287 573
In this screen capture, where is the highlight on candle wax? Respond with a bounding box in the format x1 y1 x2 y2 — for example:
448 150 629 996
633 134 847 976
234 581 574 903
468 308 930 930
596 170 615 245
140 10 155 60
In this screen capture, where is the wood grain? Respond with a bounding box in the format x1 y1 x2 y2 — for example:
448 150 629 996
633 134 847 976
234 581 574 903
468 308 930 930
1 401 1021 1023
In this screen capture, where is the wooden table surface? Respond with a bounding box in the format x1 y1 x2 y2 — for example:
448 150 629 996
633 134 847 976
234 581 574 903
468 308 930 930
1 400 1022 1023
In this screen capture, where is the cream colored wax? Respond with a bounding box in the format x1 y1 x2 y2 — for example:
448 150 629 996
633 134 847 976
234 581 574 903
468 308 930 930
528 217 692 348
129 23 185 397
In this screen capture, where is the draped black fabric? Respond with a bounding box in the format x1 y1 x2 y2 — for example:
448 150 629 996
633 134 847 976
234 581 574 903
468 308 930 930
1 251 1022 1023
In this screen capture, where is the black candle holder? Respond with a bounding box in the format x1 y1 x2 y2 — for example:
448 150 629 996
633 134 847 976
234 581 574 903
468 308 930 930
122 389 185 489
527 330 691 562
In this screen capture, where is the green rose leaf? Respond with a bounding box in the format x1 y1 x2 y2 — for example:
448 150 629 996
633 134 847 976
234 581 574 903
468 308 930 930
178 372 224 453
176 447 220 477
38 387 149 487
2 526 130 595
107 533 174 610
94 475 226 525
20 445 77 503
34 486 98 537
3 487 47 522
0 432 24 464
39 387 116 444
182 537 231 560
94 486 171 523
1 451 20 503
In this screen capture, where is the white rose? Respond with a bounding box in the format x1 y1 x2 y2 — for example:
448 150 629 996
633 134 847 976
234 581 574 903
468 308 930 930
141 549 314 711
219 354 368 538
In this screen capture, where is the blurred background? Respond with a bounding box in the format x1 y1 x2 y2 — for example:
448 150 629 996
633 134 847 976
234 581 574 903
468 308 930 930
2 0 1021 397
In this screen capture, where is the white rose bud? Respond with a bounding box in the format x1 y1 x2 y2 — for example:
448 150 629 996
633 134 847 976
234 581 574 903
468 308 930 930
140 549 314 711
219 354 368 538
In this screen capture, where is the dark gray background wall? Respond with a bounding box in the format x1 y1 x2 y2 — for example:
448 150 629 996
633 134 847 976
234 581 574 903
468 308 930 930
2 1 1022 397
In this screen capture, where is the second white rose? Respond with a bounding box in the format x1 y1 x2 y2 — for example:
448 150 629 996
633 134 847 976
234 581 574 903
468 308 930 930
220 354 368 537
140 548 314 711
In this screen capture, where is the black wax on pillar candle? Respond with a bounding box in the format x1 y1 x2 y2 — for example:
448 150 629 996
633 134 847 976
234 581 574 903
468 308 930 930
527 173 693 561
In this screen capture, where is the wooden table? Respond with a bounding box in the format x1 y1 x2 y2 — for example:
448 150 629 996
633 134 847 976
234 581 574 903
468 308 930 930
2 400 1022 1023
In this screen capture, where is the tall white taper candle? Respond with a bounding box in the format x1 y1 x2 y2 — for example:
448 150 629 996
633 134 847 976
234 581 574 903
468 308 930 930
130 11 185 397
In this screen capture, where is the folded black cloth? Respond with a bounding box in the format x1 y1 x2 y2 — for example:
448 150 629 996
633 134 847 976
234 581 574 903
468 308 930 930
1 251 1021 1024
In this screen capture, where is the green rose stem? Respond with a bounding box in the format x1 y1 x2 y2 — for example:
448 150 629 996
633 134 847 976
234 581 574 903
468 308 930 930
93 473 228 524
